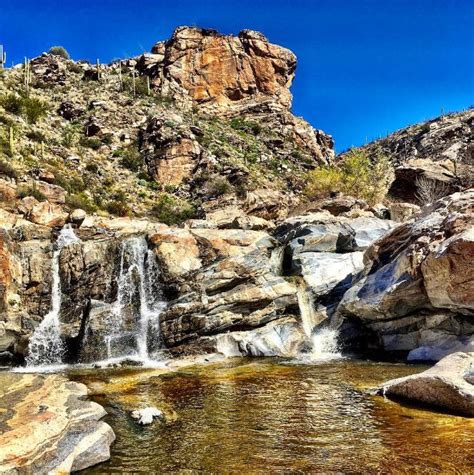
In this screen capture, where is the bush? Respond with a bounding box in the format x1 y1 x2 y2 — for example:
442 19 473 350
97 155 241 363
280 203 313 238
106 199 130 216
150 193 196 225
48 46 70 59
122 75 151 97
26 129 47 142
0 159 17 179
66 192 97 213
85 162 100 174
305 150 394 205
0 94 48 124
119 146 143 172
79 136 102 150
17 185 47 201
205 176 233 197
0 94 23 115
230 118 262 135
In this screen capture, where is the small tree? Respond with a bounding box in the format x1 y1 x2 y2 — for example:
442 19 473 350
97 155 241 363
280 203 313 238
305 149 394 205
48 46 70 60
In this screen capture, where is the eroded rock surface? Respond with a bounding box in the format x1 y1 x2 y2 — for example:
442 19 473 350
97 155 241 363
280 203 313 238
0 373 114 473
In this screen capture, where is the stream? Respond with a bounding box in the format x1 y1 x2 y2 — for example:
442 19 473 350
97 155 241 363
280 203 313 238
69 358 474 473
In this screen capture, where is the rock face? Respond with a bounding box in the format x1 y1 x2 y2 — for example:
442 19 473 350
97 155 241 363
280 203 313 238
142 27 296 111
336 190 474 360
375 352 474 417
0 373 114 473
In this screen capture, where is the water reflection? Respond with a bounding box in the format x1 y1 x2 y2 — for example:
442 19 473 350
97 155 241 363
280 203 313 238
71 359 474 474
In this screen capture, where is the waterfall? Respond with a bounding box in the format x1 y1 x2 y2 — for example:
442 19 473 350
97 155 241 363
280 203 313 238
106 236 166 362
295 278 341 361
26 225 80 367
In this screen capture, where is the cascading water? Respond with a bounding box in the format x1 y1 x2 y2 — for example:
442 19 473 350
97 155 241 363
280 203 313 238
295 278 341 361
105 236 166 363
26 225 80 367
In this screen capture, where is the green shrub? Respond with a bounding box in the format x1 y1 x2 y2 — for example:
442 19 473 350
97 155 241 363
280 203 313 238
0 114 15 127
26 129 47 142
106 199 130 216
48 46 70 59
62 124 77 148
79 136 102 150
67 62 83 74
0 94 23 115
150 193 196 225
122 75 150 97
119 146 143 172
0 159 17 179
17 185 47 201
304 150 394 205
66 192 97 212
230 118 262 135
22 97 48 124
205 176 233 197
54 173 86 193
85 162 99 174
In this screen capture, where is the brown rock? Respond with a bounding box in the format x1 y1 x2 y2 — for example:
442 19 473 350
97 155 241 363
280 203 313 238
29 201 68 227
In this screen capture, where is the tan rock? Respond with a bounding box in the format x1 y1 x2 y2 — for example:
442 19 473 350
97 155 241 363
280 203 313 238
36 180 66 204
29 201 68 227
389 202 421 222
375 352 474 416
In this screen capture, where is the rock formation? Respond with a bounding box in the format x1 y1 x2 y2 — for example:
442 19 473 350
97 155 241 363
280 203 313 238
375 352 474 417
336 190 474 360
0 373 114 472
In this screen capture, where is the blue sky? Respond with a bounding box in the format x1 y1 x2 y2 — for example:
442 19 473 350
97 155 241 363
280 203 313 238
1 0 473 152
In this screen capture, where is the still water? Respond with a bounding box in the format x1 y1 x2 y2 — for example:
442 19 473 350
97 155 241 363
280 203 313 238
71 358 474 474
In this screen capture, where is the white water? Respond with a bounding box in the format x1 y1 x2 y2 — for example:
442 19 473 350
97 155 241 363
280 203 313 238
296 278 341 361
26 225 80 367
106 236 166 362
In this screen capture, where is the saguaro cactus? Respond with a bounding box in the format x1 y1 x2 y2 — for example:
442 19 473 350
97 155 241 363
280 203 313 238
0 45 6 69
8 126 14 157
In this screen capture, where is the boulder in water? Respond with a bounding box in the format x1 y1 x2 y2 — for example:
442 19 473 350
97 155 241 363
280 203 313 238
374 352 474 417
131 407 165 425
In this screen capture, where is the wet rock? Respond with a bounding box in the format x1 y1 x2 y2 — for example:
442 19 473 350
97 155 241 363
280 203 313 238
131 407 164 425
375 352 474 417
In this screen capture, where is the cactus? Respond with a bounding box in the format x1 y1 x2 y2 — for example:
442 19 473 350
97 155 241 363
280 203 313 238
23 58 32 93
8 126 14 157
118 61 123 91
96 59 101 81
132 70 136 97
0 45 6 69
146 76 151 96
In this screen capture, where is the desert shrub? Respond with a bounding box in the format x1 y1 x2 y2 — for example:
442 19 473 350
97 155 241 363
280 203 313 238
48 46 70 59
230 118 262 135
0 94 23 115
61 124 77 148
205 176 233 197
17 185 47 201
26 129 47 143
150 193 196 225
54 173 86 193
415 176 450 205
22 96 48 124
305 150 394 205
79 136 102 150
0 113 15 127
66 192 97 212
67 62 83 74
85 162 100 174
122 75 150 97
106 199 130 216
119 146 143 172
0 159 17 178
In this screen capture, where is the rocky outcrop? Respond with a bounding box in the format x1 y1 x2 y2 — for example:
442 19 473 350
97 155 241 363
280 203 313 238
336 190 474 360
375 352 474 416
348 109 474 202
0 373 114 473
141 27 296 111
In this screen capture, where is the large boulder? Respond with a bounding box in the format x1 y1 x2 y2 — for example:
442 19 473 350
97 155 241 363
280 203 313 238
0 373 114 472
374 352 474 417
337 190 474 359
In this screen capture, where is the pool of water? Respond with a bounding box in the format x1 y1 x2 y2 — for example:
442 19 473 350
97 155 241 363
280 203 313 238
70 358 474 474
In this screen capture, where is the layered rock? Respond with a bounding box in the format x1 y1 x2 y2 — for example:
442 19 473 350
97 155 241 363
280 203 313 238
375 352 474 417
336 190 474 360
0 373 114 473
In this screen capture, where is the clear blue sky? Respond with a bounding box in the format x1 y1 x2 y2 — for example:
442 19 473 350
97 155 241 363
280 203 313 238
1 0 473 152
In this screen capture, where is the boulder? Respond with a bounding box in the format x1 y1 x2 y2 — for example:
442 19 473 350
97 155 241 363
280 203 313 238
69 208 87 226
131 407 164 425
29 201 68 227
337 190 474 359
374 352 474 417
0 373 114 472
389 202 421 222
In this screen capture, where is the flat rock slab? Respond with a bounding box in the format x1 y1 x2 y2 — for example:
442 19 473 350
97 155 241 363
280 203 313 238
0 372 115 473
374 352 474 417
